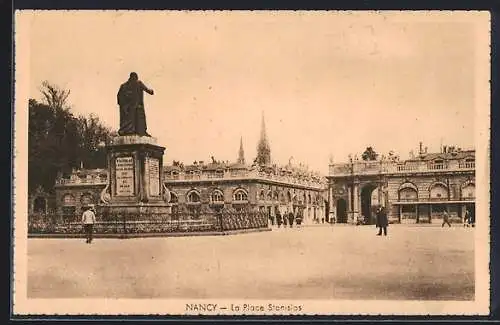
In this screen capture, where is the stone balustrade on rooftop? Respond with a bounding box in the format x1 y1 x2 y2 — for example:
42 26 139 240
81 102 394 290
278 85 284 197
329 159 475 177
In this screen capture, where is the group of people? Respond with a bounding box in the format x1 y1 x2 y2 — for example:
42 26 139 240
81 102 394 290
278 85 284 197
271 211 303 228
442 209 475 227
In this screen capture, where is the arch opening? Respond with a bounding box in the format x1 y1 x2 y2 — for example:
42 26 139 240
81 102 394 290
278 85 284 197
360 184 379 225
336 198 347 223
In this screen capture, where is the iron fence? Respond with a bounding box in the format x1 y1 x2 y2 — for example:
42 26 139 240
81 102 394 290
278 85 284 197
28 209 268 235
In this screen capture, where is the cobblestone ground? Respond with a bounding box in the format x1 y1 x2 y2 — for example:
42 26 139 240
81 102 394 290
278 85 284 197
27 225 474 300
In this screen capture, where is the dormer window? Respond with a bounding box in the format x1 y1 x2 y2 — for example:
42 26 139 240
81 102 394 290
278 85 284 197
432 159 444 170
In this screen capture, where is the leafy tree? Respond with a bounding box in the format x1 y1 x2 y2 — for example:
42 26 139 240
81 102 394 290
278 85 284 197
361 147 378 161
28 82 114 194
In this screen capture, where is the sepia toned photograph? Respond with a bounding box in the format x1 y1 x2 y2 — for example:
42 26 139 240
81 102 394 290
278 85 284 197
13 10 490 315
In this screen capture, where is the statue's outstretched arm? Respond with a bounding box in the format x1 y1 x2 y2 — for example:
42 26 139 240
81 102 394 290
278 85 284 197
140 81 154 95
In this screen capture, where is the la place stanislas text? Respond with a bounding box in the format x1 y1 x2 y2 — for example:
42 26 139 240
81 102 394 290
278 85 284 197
185 303 304 313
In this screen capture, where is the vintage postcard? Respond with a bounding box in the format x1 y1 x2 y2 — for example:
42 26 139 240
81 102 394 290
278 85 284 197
13 10 490 315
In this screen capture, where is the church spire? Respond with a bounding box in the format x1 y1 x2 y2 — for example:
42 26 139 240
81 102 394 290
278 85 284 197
255 111 271 166
237 136 245 164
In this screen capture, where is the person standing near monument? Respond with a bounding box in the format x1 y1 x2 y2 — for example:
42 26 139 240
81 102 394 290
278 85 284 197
376 206 388 236
117 72 154 136
81 205 97 244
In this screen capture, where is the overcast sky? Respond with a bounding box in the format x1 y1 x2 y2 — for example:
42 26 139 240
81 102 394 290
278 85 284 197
23 11 486 174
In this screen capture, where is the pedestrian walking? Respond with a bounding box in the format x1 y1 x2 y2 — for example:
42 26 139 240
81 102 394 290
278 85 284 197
288 212 294 228
276 210 282 228
464 210 470 227
442 210 451 227
81 204 96 244
376 206 388 236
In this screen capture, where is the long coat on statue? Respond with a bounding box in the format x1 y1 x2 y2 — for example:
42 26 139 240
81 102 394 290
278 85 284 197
117 79 153 136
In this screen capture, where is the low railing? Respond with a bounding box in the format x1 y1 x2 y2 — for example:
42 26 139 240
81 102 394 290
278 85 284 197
28 209 269 235
164 170 326 189
55 178 107 185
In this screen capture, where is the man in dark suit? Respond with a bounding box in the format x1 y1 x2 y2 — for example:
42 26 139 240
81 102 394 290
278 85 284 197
376 206 388 236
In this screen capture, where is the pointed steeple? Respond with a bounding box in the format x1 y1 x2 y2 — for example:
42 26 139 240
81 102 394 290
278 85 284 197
255 111 271 166
237 136 245 164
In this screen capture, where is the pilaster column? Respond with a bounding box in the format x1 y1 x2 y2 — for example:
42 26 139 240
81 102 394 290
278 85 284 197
353 181 360 223
354 182 360 212
347 185 352 213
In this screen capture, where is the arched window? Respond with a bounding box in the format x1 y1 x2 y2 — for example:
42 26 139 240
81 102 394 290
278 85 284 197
308 194 312 204
429 183 448 199
461 181 475 199
398 182 418 201
211 189 224 203
169 192 178 204
267 191 272 201
187 190 201 203
233 189 248 201
287 191 292 203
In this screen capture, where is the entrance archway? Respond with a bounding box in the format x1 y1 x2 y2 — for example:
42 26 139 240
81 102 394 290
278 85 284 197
336 198 347 223
361 184 378 224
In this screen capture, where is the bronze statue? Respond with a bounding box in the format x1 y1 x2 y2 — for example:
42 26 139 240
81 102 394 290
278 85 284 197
117 72 154 136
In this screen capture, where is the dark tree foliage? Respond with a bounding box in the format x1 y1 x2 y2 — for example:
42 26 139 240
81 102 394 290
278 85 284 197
361 146 378 161
28 82 114 194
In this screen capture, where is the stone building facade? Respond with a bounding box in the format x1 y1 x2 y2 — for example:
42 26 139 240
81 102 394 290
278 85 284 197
52 114 328 224
163 162 327 224
327 144 475 224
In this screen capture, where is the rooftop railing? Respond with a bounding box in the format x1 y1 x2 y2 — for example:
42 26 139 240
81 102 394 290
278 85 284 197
164 169 326 189
329 160 475 177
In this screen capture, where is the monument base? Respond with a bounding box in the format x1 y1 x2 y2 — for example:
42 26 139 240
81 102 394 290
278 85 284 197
102 135 169 205
99 202 172 216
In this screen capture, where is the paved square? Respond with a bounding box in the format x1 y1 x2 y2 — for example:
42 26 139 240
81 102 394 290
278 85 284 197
27 225 474 300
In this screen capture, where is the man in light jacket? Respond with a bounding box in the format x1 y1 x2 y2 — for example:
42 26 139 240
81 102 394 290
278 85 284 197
82 205 97 244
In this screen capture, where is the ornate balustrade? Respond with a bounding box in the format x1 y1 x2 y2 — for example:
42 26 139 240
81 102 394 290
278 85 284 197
329 160 475 177
55 177 108 185
164 169 326 189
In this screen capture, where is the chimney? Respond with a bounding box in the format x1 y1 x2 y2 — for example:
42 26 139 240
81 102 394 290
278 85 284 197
443 145 447 154
419 142 423 154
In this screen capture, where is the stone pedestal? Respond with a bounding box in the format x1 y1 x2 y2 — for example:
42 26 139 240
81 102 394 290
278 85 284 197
100 135 171 215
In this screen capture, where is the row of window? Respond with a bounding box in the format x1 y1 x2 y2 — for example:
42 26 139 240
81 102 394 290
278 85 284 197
256 189 322 204
170 188 323 205
398 182 475 200
170 188 249 204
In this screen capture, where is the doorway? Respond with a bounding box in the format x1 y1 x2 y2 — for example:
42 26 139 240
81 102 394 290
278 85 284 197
360 184 378 224
336 198 347 223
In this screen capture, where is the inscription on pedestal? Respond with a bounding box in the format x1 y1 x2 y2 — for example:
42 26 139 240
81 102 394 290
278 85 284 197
115 156 135 196
147 157 160 196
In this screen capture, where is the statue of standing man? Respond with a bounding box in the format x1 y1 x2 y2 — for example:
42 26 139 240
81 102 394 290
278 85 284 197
117 72 154 136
